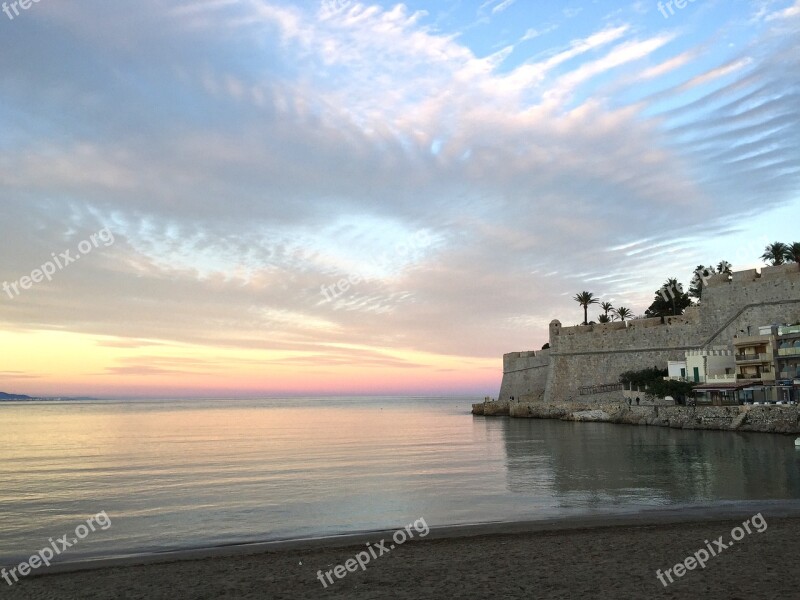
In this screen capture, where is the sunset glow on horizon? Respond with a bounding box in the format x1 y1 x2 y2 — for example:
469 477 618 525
0 330 497 398
1 1 799 397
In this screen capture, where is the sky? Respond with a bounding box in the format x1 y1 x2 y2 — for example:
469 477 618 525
0 0 798 398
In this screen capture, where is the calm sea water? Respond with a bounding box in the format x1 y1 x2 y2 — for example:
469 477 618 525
1 396 799 564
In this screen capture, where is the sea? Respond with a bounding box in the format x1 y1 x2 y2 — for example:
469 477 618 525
1 396 799 565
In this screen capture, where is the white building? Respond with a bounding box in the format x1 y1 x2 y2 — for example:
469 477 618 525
668 360 687 380
687 347 736 383
667 347 736 384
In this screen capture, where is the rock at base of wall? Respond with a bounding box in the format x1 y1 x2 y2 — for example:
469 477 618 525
568 410 611 422
503 399 800 435
472 401 509 416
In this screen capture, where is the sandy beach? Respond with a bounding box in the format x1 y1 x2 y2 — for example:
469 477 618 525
5 505 800 599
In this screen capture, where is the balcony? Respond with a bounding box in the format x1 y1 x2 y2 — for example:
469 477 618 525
734 334 772 347
778 325 800 336
778 347 800 357
735 353 769 363
707 374 737 383
667 374 736 384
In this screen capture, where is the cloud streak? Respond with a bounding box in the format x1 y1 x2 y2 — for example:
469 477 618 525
0 1 798 395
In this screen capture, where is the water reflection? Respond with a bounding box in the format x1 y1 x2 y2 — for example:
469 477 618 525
2 399 798 564
498 418 800 507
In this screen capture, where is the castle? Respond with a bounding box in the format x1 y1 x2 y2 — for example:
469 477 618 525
498 263 800 406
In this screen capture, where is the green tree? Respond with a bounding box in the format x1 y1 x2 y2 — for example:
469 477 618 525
663 278 682 316
649 379 695 401
761 241 789 266
573 291 599 325
716 260 732 275
620 367 667 388
785 242 800 269
598 314 611 323
645 279 691 319
619 367 693 402
689 265 714 301
614 306 633 322
600 301 614 319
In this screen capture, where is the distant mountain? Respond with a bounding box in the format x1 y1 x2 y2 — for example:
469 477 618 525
0 392 98 401
0 391 33 400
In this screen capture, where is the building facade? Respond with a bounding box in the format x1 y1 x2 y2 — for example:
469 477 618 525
731 324 800 403
776 324 800 402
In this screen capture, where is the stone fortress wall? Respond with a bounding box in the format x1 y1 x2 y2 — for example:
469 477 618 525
498 263 800 404
498 349 550 402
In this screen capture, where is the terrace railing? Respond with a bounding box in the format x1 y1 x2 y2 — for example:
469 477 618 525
735 353 769 362
579 383 624 396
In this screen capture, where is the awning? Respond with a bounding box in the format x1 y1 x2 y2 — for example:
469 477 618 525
692 382 758 392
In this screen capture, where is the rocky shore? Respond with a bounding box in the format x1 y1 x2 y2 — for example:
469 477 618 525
472 399 800 434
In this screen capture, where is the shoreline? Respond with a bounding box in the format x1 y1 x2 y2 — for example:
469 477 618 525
474 399 800 434
12 500 800 574
8 500 800 571
6 501 800 598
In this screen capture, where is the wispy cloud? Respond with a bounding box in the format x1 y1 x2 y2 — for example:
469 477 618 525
766 0 800 20
492 0 517 14
0 1 798 395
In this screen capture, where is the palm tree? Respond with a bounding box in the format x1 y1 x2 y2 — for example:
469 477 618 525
600 301 614 319
573 291 599 325
614 306 633 322
598 314 611 324
716 260 732 275
762 242 789 266
689 265 714 301
660 278 682 316
785 242 800 269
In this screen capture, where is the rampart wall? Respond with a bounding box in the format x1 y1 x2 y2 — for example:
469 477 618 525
497 264 800 405
498 349 550 401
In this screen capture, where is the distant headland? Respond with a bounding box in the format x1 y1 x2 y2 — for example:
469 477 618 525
0 391 34 400
0 392 97 401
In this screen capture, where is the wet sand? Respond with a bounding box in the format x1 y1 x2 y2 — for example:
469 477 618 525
5 507 800 599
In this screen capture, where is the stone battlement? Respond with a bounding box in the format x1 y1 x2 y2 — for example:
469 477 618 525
555 310 700 337
707 262 799 287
